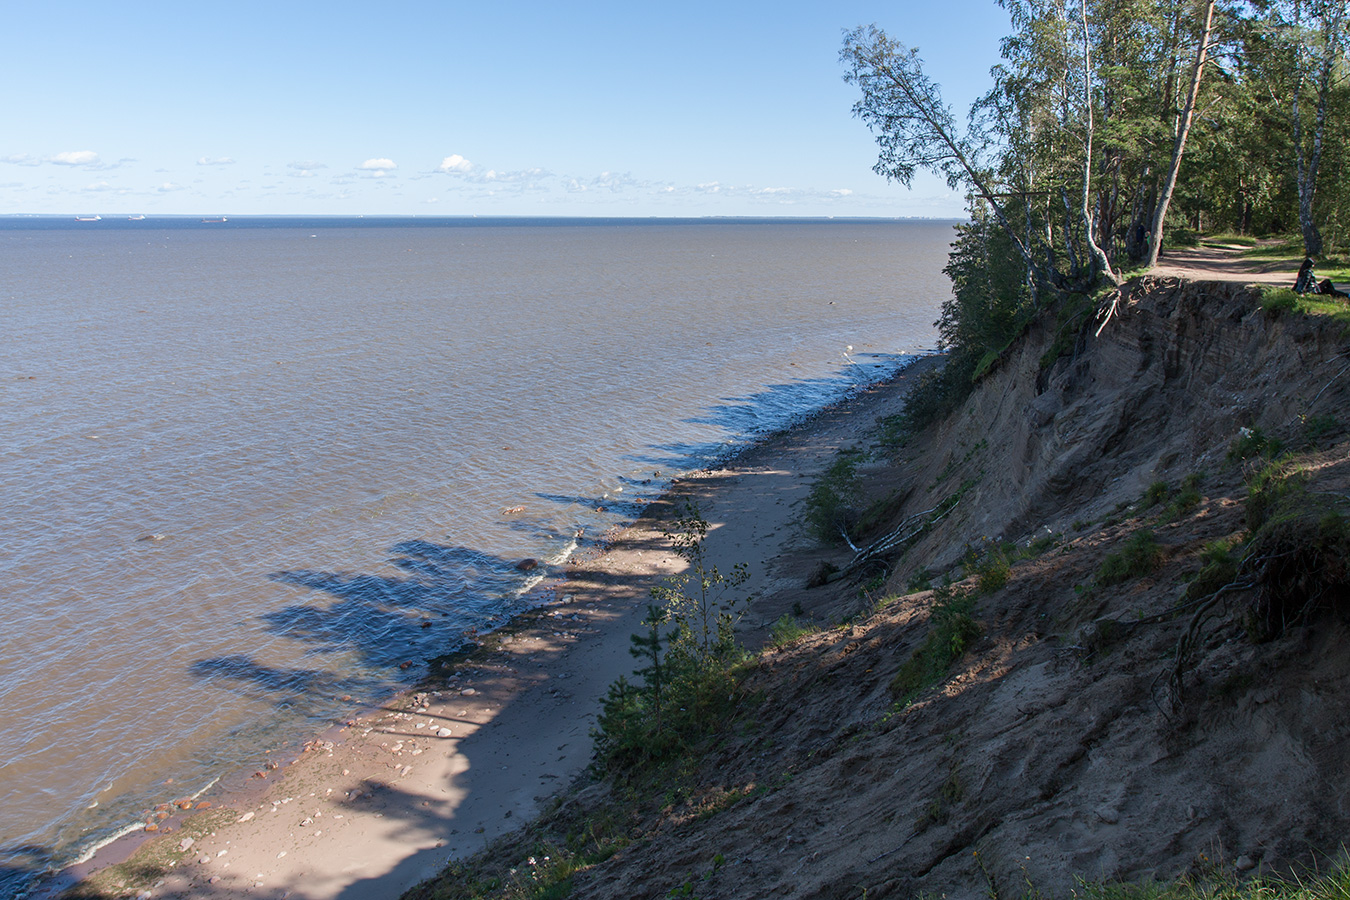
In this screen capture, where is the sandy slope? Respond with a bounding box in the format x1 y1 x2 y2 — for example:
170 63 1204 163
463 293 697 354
44 360 939 900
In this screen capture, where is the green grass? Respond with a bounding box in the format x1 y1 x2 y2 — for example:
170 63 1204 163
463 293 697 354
1242 236 1303 259
768 614 814 648
1097 530 1164 586
1259 286 1350 327
1074 859 1350 899
1228 428 1284 465
889 588 981 702
1200 233 1259 247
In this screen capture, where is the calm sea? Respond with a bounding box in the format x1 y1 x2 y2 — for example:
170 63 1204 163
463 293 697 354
0 216 952 891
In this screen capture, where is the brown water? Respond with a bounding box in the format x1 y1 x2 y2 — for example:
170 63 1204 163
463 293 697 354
0 217 952 888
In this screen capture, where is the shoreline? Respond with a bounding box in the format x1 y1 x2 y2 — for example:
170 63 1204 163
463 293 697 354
33 354 940 900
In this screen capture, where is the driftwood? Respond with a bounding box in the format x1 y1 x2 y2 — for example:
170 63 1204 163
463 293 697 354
838 499 961 580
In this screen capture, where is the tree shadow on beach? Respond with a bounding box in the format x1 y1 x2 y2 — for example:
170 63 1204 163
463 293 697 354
188 541 547 716
1 844 53 900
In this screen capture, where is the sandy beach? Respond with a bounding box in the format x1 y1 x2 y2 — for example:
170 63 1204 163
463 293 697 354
41 358 937 900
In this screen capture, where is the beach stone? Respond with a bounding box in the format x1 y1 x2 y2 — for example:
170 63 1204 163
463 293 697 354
1236 855 1256 871
437 727 453 737
209 876 220 884
515 558 540 571
179 837 194 852
461 688 476 696
238 811 255 822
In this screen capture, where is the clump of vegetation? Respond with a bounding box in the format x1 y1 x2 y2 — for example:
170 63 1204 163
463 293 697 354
1169 473 1204 518
593 502 752 780
1242 463 1350 640
1144 480 1171 507
974 547 1011 594
906 568 934 592
768 614 814 648
1097 530 1164 586
1259 286 1350 327
1260 286 1300 315
1228 428 1284 464
1302 414 1340 446
805 449 864 544
1183 537 1243 603
1073 859 1350 900
889 587 981 702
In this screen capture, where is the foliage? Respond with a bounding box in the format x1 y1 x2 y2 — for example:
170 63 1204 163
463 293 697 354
1228 428 1285 465
1262 287 1302 314
1183 537 1242 602
593 503 751 780
805 449 865 543
1073 858 1350 899
1242 461 1350 639
768 614 814 648
889 587 981 702
1097 530 1164 585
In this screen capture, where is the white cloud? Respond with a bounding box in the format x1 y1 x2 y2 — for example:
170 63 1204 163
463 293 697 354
697 182 722 193
53 151 100 166
197 156 235 166
2 154 41 166
157 182 184 192
288 160 326 177
358 158 397 175
438 154 474 174
830 188 854 197
83 181 114 191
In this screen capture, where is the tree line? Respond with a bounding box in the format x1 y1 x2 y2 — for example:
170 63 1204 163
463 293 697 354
842 0 1347 419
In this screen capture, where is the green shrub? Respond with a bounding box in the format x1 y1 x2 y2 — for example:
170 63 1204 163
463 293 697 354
805 450 863 544
1097 530 1163 586
768 614 813 648
1184 538 1241 602
593 503 751 780
1228 428 1284 464
889 588 981 702
1303 414 1340 444
974 550 1010 594
1242 465 1350 639
1260 286 1299 314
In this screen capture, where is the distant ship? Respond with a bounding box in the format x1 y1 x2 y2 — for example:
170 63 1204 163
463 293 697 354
74 215 101 222
127 214 146 221
201 217 228 223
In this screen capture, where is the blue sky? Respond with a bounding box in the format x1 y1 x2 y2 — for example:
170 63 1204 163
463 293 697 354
1 1 1010 217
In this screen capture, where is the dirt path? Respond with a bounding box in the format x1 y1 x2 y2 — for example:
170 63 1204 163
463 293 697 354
1150 241 1299 286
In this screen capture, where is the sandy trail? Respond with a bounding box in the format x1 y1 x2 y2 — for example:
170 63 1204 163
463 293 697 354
1150 242 1299 285
44 360 935 900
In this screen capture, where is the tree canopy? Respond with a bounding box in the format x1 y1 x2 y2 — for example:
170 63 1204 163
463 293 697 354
844 0 1349 425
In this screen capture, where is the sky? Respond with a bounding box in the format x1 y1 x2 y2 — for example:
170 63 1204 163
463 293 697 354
0 1 1011 217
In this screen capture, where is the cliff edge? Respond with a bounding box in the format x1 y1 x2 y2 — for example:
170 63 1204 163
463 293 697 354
412 277 1350 900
